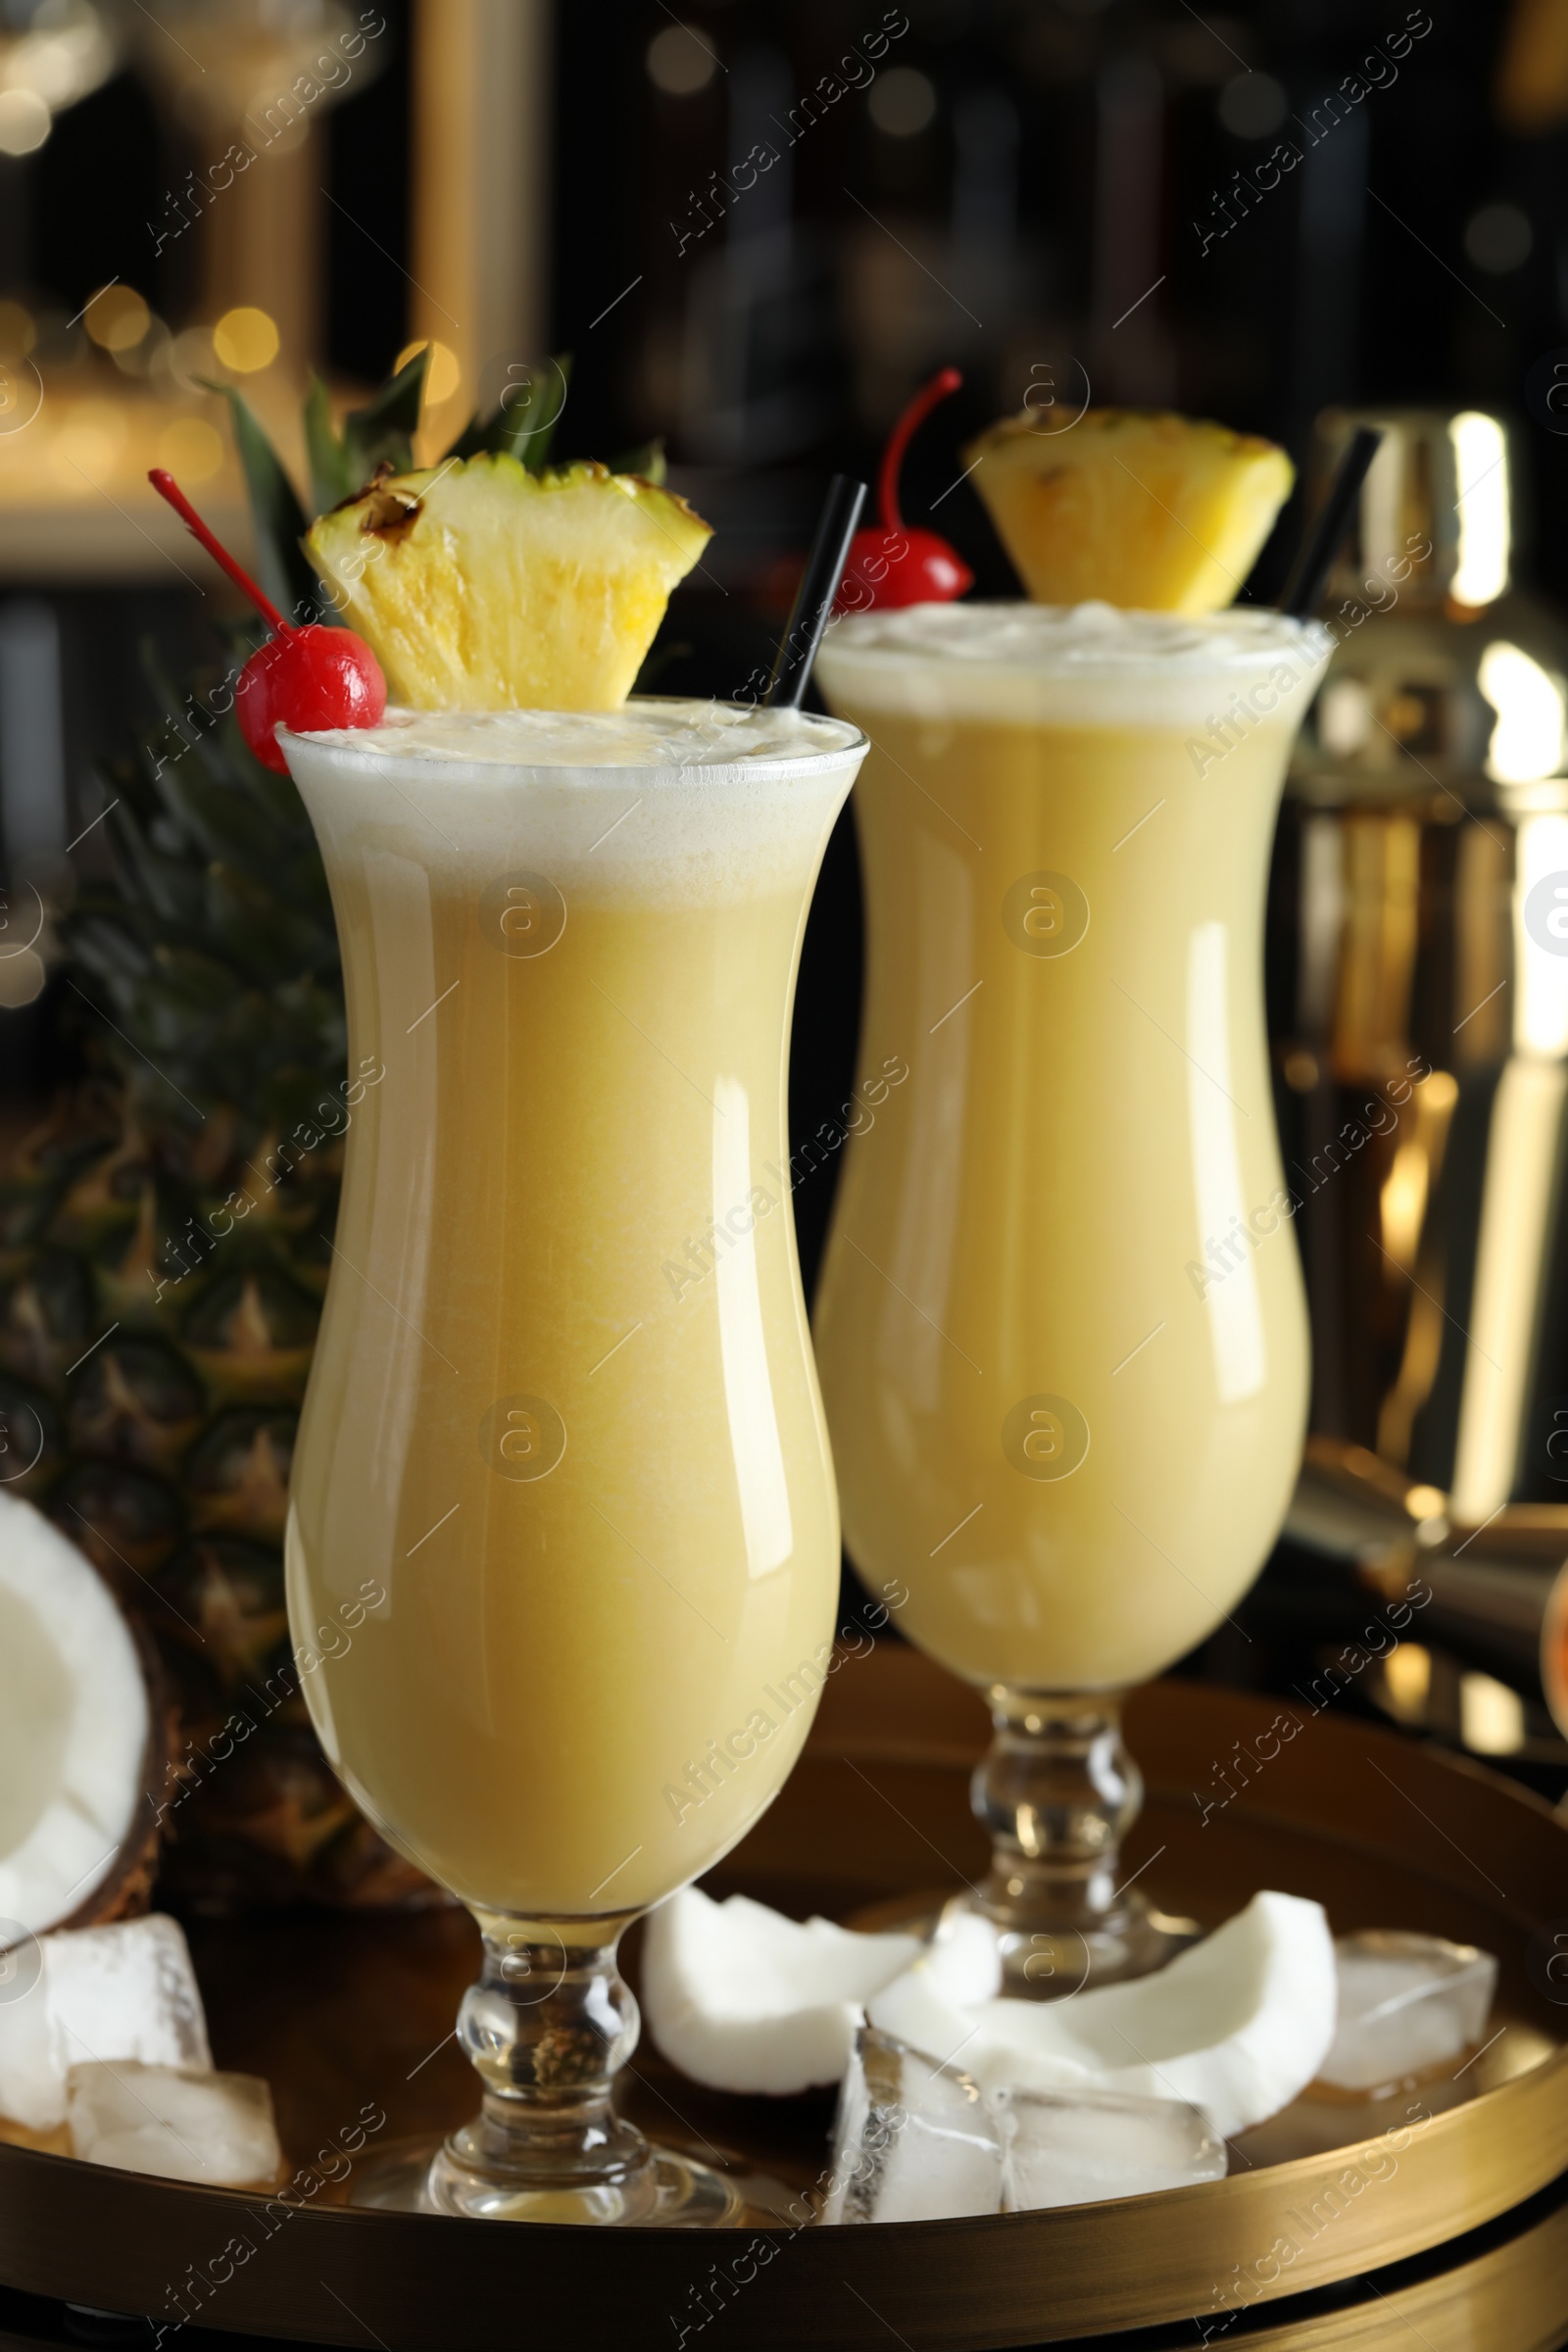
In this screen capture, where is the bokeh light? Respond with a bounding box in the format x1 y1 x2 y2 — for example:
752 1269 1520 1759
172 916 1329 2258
646 24 716 95
49 400 127 483
394 337 463 406
156 416 225 484
83 283 149 353
164 324 218 393
214 307 279 373
1464 202 1533 274
868 68 936 138
0 949 46 1009
0 89 49 156
1218 73 1287 139
0 301 35 360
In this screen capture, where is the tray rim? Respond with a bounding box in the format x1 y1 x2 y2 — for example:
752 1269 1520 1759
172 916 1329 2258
0 1664 1564 2351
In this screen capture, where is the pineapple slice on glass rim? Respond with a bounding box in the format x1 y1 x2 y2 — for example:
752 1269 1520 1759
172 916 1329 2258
965 407 1294 615
305 452 713 710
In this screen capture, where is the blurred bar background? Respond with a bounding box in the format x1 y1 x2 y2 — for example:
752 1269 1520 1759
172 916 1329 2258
5 0 1568 1786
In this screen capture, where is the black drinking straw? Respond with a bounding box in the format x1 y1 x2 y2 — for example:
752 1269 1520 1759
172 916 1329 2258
765 473 868 709
1280 425 1384 619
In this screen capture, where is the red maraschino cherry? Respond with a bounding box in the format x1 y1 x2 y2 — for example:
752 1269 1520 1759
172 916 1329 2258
148 468 386 774
836 367 975 612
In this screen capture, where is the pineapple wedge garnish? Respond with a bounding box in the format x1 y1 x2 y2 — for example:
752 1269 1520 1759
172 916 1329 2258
305 453 711 709
965 409 1293 614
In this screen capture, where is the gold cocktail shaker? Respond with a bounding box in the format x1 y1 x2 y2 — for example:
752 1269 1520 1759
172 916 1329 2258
1273 408 1568 1690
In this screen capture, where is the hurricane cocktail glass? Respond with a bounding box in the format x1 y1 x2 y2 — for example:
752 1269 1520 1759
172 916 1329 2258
280 699 865 2219
814 605 1330 1989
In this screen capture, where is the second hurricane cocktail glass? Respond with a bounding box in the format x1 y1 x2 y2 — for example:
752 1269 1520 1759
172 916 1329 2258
279 699 864 2222
814 603 1330 1988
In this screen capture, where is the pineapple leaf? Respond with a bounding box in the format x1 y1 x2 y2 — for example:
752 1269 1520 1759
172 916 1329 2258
609 438 667 485
67 909 155 985
103 747 160 831
339 347 427 487
105 808 205 930
135 649 290 870
199 381 321 626
303 372 360 518
205 864 335 986
152 943 244 1010
445 354 571 471
150 751 278 871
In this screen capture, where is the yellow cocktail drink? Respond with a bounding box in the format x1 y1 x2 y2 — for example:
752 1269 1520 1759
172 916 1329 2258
281 703 862 1928
814 602 1329 1979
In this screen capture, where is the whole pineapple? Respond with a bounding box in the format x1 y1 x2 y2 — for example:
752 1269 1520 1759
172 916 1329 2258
0 684 398 1907
0 351 620 1909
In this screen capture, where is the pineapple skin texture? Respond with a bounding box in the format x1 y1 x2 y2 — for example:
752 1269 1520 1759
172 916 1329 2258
965 409 1294 615
305 455 712 710
0 687 442 1911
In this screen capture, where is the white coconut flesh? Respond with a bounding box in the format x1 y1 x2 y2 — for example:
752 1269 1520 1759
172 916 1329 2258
0 1490 152 1936
870 1889 1338 2142
642 1887 1002 2095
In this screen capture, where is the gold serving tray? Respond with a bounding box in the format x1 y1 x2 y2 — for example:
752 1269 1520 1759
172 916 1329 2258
0 1648 1565 2350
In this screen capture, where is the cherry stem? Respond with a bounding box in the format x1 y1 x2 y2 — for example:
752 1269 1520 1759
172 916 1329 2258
877 367 964 535
148 468 292 635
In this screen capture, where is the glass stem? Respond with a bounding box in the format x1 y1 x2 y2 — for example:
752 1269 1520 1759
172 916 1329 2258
442 1914 648 2190
971 1688 1154 1983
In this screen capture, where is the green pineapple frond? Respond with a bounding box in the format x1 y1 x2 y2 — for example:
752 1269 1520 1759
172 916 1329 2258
64 650 343 1138
446 354 572 470
607 437 668 485
204 344 593 617
302 346 429 514
200 382 318 626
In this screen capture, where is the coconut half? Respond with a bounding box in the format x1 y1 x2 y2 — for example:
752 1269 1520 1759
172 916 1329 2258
871 1889 1338 2142
641 1888 1001 2096
0 1490 164 1943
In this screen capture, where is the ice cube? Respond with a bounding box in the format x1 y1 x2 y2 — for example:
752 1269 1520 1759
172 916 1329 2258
822 2024 1003 2225
995 2082 1227 2210
67 2061 279 2186
0 1915 211 2131
1318 1932 1497 2093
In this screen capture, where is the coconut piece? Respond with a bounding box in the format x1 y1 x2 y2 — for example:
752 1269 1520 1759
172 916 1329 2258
642 1888 921 2094
865 1909 1004 2073
68 2060 278 2186
0 1913 211 2131
643 1887 1000 2095
0 1490 166 1942
870 1890 1337 2142
920 1906 1004 2006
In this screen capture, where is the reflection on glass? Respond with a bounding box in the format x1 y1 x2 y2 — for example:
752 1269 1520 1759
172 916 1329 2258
1450 412 1510 609
1481 643 1565 788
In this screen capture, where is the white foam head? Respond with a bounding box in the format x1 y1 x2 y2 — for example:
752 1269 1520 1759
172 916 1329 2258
292 700 861 772
280 698 866 904
815 602 1333 729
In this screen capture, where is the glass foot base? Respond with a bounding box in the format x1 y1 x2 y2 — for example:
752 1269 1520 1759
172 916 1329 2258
979 1892 1202 1997
958 1687 1204 1993
852 1888 1201 1997
352 2137 764 2226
